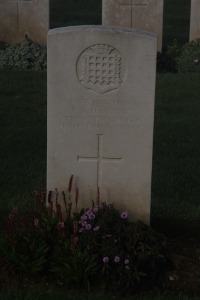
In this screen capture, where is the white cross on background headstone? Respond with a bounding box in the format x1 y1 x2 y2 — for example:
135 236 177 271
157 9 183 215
77 134 123 188
6 0 32 30
119 0 147 26
119 0 147 6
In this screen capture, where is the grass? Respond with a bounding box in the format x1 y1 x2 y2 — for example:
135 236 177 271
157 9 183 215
0 71 46 218
50 0 102 28
163 0 191 48
152 73 200 223
0 286 199 300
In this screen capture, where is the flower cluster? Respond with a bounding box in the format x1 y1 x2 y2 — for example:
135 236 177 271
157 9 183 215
4 177 167 294
78 206 100 233
103 255 130 268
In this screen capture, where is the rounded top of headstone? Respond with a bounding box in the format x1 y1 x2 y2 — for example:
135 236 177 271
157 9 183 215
48 25 157 40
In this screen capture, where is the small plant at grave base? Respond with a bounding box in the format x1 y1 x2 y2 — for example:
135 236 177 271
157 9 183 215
3 176 168 293
76 201 167 293
4 176 76 277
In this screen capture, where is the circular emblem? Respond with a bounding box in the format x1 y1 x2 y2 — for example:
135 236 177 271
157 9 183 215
76 44 125 94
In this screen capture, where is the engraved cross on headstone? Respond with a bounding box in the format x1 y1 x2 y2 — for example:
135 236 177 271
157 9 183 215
77 134 123 188
118 0 147 27
6 0 32 30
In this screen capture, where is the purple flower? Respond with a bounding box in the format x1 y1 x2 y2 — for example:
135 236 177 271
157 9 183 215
93 226 100 231
88 213 95 220
93 207 98 213
85 224 92 230
120 211 128 219
85 209 93 216
81 215 88 220
81 221 87 227
103 256 109 263
114 256 120 263
124 259 129 265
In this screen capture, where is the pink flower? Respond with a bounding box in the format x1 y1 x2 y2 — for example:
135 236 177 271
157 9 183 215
81 221 87 227
93 207 98 213
103 256 109 263
114 256 120 263
120 211 128 219
88 213 95 220
124 259 129 265
85 224 92 230
86 209 93 216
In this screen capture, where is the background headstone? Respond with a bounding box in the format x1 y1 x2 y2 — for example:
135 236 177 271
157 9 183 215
189 0 200 42
102 0 163 51
0 0 49 45
47 25 157 224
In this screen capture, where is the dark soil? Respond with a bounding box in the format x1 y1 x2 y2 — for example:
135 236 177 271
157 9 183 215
152 219 200 296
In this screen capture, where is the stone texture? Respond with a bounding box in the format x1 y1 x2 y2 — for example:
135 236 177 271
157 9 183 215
102 0 163 51
47 25 157 224
190 0 200 41
0 0 49 45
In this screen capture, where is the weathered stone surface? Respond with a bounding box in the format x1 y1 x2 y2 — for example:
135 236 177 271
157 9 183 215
102 0 163 51
0 0 49 45
47 26 157 224
190 0 200 42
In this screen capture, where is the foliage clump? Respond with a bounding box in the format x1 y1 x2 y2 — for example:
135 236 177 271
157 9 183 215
177 38 200 73
3 176 168 294
0 39 47 71
157 39 182 73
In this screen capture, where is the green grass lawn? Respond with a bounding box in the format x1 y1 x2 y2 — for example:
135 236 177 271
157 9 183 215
0 287 198 300
0 71 46 220
152 73 200 223
163 0 191 48
50 0 102 28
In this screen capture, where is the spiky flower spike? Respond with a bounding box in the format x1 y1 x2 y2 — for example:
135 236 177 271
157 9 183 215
55 188 59 207
62 191 67 209
97 187 100 206
47 191 52 204
75 188 79 207
68 175 74 193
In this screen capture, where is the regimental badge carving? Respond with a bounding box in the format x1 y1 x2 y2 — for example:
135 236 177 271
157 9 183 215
76 44 125 94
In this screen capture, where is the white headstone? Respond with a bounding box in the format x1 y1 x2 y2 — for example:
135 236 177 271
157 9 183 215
47 25 157 224
189 0 200 42
102 0 163 52
0 0 49 45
